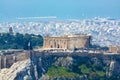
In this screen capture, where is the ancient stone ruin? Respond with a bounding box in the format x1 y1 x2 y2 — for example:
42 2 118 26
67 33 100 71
44 34 91 50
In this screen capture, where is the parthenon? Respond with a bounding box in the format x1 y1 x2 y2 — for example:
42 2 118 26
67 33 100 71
43 34 91 50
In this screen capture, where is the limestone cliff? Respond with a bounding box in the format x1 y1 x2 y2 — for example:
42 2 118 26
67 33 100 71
0 59 37 80
1 52 120 80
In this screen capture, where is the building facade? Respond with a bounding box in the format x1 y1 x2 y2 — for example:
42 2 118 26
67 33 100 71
109 45 120 53
43 34 91 50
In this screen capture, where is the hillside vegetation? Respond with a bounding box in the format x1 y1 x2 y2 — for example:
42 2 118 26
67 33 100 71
0 33 43 50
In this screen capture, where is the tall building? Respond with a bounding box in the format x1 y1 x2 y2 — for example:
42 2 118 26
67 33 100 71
9 26 13 35
43 34 91 50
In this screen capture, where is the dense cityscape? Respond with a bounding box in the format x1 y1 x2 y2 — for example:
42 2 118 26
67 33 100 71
0 0 120 79
0 18 120 46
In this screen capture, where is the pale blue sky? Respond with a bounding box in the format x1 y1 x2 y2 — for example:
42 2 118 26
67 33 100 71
0 0 120 21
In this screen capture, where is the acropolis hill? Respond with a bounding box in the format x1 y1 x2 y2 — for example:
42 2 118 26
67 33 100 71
1 50 120 80
0 34 120 80
0 33 120 70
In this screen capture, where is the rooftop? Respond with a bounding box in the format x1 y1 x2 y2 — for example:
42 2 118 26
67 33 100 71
45 34 91 38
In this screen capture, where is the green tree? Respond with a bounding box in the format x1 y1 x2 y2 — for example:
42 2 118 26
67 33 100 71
0 33 43 50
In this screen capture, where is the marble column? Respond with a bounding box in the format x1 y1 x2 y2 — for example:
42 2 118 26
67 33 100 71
52 39 54 48
4 56 6 68
58 40 60 48
56 40 57 48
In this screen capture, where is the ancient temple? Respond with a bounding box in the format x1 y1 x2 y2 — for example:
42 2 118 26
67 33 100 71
109 45 120 53
43 34 91 50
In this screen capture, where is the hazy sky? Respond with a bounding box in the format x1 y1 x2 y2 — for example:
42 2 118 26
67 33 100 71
0 0 120 21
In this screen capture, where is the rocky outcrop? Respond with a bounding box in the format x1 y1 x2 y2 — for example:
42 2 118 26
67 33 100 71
0 59 30 80
1 51 120 80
